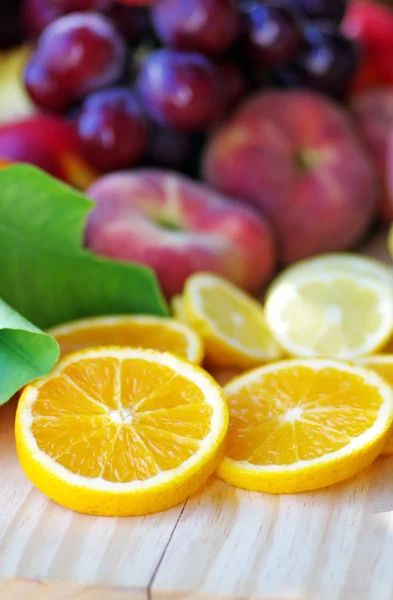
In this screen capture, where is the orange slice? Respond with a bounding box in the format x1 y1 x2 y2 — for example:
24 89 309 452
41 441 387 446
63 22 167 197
16 347 228 516
217 359 393 494
356 355 393 455
48 315 204 364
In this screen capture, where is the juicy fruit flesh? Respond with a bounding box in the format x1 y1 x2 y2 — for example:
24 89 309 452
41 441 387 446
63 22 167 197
226 366 381 465
277 277 387 354
54 321 191 358
199 285 273 350
31 357 212 482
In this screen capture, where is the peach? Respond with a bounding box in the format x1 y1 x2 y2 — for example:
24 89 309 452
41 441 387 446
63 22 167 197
0 115 97 190
203 90 378 264
85 169 276 297
351 88 393 221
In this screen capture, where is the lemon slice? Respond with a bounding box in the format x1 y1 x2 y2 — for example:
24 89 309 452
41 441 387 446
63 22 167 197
217 359 393 494
16 347 228 516
356 354 393 455
268 253 393 296
48 315 204 364
182 273 282 369
265 270 393 359
171 295 188 323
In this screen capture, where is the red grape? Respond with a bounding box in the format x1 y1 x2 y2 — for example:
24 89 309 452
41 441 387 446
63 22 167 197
25 13 127 112
76 88 147 171
287 0 348 24
152 0 239 56
295 21 360 94
21 0 113 38
241 1 303 68
137 49 225 131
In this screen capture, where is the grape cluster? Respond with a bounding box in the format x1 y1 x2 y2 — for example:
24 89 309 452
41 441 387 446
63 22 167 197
18 0 357 174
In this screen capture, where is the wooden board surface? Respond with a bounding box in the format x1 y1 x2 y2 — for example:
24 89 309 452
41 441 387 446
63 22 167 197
2 233 393 600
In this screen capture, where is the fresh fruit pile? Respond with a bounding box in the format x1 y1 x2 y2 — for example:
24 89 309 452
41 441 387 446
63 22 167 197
14 253 393 516
4 1 393 295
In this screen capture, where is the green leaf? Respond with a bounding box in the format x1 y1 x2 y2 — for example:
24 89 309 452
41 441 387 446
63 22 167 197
0 165 168 329
0 298 59 405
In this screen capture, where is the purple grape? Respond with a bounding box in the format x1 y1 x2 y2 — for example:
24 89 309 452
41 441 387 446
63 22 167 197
294 21 360 94
25 13 127 112
76 87 147 171
152 0 239 56
21 0 113 38
137 49 225 131
242 1 303 68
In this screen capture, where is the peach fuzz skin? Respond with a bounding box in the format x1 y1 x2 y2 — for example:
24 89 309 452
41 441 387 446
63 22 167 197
203 90 378 264
85 169 276 297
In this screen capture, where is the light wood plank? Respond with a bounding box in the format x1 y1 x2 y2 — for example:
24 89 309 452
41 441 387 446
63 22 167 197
0 401 182 592
0 580 145 599
151 458 393 600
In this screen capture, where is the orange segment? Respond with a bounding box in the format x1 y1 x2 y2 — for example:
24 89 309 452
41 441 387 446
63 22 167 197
217 359 393 494
48 315 204 364
16 347 228 516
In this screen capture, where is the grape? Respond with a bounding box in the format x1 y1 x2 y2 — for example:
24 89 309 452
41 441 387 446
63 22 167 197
152 0 238 56
287 0 348 24
294 22 360 94
137 49 225 131
21 0 113 38
241 1 303 68
76 88 147 171
25 13 127 112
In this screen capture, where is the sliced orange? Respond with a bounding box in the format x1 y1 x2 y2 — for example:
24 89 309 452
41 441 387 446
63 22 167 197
16 347 228 516
48 315 204 364
217 359 393 494
182 273 282 369
356 355 393 455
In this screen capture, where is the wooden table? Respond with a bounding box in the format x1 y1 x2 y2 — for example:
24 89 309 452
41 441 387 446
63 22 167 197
1 232 393 600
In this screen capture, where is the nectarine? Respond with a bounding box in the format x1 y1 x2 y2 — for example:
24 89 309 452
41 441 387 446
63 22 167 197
203 91 378 264
85 169 276 297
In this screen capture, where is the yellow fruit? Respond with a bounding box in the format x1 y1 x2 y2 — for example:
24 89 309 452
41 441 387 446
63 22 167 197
16 347 228 516
171 295 188 323
217 359 393 494
268 253 393 295
182 273 282 369
266 269 393 359
48 315 204 364
356 355 393 455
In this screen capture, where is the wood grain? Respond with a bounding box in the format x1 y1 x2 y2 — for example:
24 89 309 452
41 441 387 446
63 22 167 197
151 463 393 600
0 401 181 594
2 233 393 599
0 580 145 600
